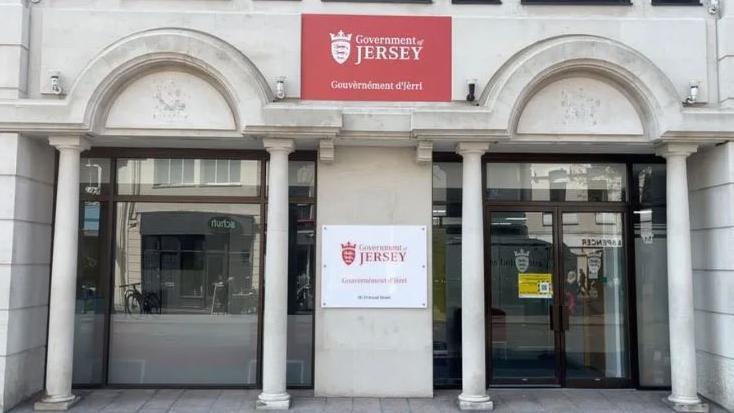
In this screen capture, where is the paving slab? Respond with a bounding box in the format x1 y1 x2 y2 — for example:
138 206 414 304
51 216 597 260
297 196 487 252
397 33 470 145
9 388 728 413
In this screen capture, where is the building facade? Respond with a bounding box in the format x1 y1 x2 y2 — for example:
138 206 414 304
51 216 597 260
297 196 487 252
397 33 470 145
0 0 733 411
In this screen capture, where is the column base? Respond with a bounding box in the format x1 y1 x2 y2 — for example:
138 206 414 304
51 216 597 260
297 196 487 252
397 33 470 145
662 396 709 413
34 394 80 411
256 392 291 410
458 393 494 411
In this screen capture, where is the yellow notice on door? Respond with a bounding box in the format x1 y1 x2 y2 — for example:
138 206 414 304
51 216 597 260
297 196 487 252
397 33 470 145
518 273 553 299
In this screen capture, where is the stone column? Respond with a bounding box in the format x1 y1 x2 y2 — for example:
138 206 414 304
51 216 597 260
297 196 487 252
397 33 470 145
656 143 708 413
456 142 493 411
257 138 294 410
35 136 90 411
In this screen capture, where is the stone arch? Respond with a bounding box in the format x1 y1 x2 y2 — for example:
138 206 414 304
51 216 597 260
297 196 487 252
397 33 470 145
478 35 682 139
63 28 273 133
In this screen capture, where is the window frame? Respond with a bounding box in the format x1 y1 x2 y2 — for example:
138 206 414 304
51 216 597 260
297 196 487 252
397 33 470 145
73 147 317 389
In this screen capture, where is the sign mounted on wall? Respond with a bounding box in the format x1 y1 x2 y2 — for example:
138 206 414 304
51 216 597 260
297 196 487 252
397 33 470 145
301 14 452 102
321 225 428 308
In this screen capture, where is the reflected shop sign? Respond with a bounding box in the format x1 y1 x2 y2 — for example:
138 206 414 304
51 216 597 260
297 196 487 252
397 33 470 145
301 14 452 101
208 216 240 232
321 225 428 308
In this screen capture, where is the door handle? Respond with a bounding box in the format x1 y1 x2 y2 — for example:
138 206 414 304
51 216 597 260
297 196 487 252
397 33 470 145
549 305 554 331
550 304 560 331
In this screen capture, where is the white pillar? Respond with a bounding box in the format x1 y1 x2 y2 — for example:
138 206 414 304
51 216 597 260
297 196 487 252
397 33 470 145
656 143 708 413
257 138 294 410
35 136 90 411
456 142 493 411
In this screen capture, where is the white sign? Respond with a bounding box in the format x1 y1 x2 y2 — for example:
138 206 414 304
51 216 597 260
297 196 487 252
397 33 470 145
321 225 427 308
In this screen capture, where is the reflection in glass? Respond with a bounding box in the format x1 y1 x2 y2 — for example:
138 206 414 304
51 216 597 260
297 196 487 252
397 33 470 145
287 204 315 386
486 163 626 202
73 201 108 384
116 158 260 197
432 163 463 386
563 212 629 380
289 161 316 198
633 164 670 386
490 212 556 380
80 158 111 197
109 203 260 384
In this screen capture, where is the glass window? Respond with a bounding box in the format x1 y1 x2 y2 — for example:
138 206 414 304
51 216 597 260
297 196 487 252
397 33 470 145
632 164 670 386
562 212 629 380
108 202 261 384
287 203 315 386
202 160 242 185
117 158 260 197
73 200 109 385
432 162 463 387
80 158 111 197
288 161 316 198
486 163 627 202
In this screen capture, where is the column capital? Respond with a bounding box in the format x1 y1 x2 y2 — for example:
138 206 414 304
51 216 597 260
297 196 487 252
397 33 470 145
263 138 295 154
655 143 698 159
48 135 91 152
456 142 490 157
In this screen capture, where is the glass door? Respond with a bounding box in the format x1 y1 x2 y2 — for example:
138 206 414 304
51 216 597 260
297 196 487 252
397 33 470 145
488 209 560 384
560 211 630 386
488 208 631 386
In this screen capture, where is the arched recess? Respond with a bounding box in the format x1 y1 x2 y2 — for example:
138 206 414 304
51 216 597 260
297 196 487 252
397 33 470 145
478 35 682 139
62 28 273 134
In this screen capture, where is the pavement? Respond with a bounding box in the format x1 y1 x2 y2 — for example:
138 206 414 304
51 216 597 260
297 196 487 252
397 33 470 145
9 389 730 413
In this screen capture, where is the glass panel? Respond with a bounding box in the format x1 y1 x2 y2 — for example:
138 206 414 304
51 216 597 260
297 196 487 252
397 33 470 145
80 158 111 197
432 162 462 203
183 159 195 184
562 212 629 380
73 201 109 384
287 203 315 386
230 160 241 184
632 164 670 386
201 160 216 184
117 158 260 197
289 161 316 198
109 202 261 384
486 163 626 202
432 162 462 386
170 159 184 186
216 160 228 183
490 212 556 380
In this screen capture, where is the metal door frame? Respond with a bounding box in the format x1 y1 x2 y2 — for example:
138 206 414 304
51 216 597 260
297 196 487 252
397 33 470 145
485 204 632 388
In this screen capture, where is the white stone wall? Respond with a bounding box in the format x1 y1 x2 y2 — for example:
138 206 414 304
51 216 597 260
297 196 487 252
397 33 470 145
0 0 28 99
18 1 710 105
688 142 734 412
314 147 433 397
719 2 734 107
0 133 55 411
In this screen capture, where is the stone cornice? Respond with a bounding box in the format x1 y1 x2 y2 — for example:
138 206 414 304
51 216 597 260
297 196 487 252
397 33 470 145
1 99 734 145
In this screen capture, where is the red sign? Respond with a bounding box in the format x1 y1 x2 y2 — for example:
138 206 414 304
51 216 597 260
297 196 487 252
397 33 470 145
301 14 452 102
